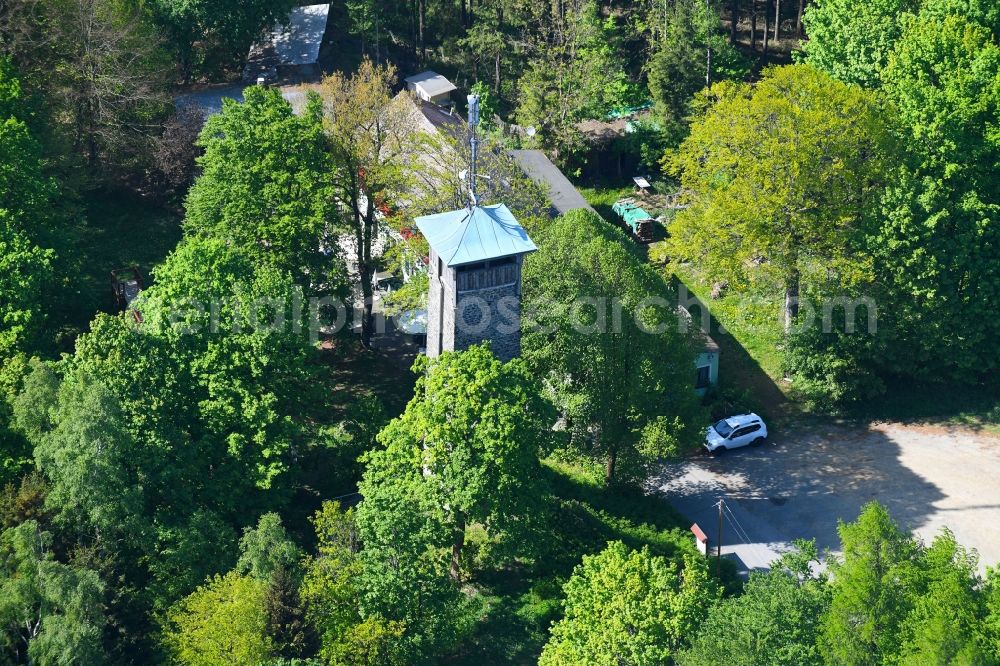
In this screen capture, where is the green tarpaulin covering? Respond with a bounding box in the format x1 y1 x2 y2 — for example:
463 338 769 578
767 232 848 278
612 200 653 234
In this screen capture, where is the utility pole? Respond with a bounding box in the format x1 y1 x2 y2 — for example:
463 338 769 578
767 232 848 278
466 94 481 207
716 498 724 576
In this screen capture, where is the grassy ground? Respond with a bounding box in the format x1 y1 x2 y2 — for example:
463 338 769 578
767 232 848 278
322 333 421 419
673 264 785 380
54 188 183 349
448 457 711 665
854 380 1000 435
670 265 1000 432
578 183 792 423
578 185 633 221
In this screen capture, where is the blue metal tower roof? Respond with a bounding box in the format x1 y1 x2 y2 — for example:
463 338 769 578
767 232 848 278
415 204 537 267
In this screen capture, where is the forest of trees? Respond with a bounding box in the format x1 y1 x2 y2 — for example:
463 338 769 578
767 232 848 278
0 0 998 663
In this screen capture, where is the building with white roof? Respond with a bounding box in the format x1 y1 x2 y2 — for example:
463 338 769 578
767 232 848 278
244 4 332 83
404 71 458 105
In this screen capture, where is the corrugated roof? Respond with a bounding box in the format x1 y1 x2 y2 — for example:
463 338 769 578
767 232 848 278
404 71 458 98
250 3 330 67
415 204 537 266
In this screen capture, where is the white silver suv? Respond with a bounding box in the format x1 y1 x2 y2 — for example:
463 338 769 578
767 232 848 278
704 413 767 454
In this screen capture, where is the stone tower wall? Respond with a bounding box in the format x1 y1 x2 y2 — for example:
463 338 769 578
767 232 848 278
425 252 524 363
454 280 522 362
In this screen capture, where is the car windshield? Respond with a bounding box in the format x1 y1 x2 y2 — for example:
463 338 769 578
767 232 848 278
713 419 734 438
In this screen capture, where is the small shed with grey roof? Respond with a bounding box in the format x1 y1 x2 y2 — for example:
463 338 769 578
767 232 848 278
404 71 458 105
679 306 721 395
509 149 596 218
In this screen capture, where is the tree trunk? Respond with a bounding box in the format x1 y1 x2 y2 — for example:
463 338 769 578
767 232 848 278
418 0 426 63
730 0 739 43
784 268 800 333
450 512 466 581
762 0 771 53
411 0 418 58
750 0 758 50
774 0 781 42
605 448 618 485
360 201 376 349
796 0 805 36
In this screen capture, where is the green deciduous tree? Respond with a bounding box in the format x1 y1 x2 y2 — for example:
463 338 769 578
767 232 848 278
105 236 317 498
7 85 350 645
236 512 302 582
872 13 1000 381
800 0 1000 90
0 60 56 361
0 521 106 665
667 64 895 332
301 501 406 665
0 213 52 360
301 501 362 659
540 541 718 666
799 0 918 87
897 530 989 664
678 540 830 666
367 345 554 581
349 346 552 658
355 448 460 660
819 502 920 664
155 513 306 664
186 86 343 298
30 373 147 552
523 210 703 485
318 60 418 348
161 570 273 665
782 300 887 407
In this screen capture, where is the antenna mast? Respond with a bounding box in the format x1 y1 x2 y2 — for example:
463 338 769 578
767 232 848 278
467 93 480 208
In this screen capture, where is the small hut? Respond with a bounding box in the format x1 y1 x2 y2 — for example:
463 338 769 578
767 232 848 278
404 71 458 106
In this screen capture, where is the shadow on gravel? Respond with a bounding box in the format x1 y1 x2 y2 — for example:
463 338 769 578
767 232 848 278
652 423 946 558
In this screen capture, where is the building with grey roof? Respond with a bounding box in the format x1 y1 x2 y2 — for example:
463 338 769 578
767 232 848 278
404 71 458 105
509 149 596 218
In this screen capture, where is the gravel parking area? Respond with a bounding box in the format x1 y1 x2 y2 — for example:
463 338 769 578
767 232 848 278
654 422 1000 575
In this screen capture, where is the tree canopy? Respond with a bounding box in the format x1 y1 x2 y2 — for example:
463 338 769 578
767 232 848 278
523 209 703 484
353 345 554 658
185 85 343 298
540 541 718 665
0 61 56 361
667 64 896 331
